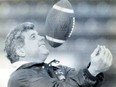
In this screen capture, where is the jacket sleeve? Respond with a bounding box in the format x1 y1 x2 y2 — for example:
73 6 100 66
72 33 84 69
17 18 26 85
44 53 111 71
8 66 104 87
60 65 104 87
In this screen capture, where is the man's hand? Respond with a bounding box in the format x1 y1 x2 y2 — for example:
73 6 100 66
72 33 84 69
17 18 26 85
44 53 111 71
88 45 113 76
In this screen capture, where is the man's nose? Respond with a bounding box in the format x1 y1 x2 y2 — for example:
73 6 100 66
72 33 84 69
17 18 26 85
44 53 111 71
38 35 45 41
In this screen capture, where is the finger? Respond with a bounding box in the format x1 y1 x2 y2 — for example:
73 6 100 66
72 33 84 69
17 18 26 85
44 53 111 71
103 46 109 58
103 48 109 67
106 48 113 67
103 46 107 55
109 54 113 67
91 45 100 58
104 48 113 67
99 46 108 66
99 46 105 57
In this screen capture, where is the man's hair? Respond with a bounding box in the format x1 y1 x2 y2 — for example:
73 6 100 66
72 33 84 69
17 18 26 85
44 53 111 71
4 22 34 63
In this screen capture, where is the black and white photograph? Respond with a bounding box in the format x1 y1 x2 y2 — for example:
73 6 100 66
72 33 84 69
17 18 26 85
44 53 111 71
0 0 115 87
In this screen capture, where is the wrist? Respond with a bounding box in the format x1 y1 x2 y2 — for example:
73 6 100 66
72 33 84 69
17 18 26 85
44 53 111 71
88 66 99 76
84 68 97 81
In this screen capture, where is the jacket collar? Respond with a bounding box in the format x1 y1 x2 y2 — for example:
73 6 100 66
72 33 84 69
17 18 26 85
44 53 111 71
12 61 44 70
12 61 29 70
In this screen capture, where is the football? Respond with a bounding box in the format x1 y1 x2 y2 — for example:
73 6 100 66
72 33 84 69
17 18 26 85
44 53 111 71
45 0 75 47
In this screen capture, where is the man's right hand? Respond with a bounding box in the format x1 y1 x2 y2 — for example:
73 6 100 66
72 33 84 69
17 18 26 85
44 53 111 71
88 45 113 76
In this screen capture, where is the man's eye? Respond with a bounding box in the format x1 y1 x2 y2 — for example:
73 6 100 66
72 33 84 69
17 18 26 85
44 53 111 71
30 35 36 40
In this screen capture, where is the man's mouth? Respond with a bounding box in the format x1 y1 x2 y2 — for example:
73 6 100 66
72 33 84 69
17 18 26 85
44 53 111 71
39 43 46 47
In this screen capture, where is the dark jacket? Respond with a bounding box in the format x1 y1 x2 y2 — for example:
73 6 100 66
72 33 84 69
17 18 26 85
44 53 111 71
8 62 104 87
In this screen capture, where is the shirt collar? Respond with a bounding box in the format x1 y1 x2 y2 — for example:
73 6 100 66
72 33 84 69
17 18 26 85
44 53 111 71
12 61 45 71
12 61 29 70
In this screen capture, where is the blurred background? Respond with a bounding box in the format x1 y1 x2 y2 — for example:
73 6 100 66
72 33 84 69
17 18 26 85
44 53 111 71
0 0 116 87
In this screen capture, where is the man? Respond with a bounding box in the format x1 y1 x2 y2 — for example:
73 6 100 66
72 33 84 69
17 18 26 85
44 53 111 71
5 22 113 87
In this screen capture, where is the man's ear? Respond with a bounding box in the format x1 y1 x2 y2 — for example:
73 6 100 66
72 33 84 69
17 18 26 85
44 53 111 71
16 47 25 57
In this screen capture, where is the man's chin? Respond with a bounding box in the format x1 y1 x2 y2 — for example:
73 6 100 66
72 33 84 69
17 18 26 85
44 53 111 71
42 50 49 56
40 49 49 56
39 52 49 62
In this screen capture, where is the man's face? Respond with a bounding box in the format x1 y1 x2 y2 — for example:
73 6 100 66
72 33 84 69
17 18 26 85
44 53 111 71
22 29 49 62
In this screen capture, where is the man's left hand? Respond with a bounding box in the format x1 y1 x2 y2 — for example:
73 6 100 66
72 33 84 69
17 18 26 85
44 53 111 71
88 45 113 76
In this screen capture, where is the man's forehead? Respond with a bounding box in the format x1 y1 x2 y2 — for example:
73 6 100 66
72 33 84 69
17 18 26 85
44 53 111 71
22 30 38 36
